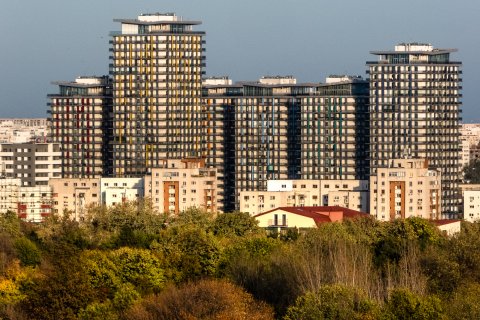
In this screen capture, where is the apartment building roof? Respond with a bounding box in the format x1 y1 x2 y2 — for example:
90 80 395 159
254 206 368 226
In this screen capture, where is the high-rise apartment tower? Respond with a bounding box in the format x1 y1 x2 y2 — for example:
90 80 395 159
110 13 206 177
48 76 112 178
367 43 462 217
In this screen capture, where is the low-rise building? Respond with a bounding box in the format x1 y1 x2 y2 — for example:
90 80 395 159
432 220 462 236
49 178 101 220
145 158 217 215
0 118 48 144
370 158 442 221
254 206 368 231
0 178 52 222
462 188 480 222
100 177 144 207
239 179 368 215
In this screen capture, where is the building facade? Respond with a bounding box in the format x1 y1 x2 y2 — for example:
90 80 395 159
50 178 101 220
100 177 144 206
0 119 48 144
368 43 462 217
48 76 113 178
145 158 217 214
239 179 369 215
0 143 61 186
203 75 370 211
299 76 369 180
370 158 442 221
110 13 206 177
0 178 52 222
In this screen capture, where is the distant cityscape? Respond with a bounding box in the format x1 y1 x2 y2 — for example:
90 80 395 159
1 12 477 225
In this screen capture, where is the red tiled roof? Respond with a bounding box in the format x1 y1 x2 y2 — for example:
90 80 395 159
253 206 368 227
431 219 461 226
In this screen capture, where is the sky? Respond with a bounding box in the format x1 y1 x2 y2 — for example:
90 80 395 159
0 0 479 120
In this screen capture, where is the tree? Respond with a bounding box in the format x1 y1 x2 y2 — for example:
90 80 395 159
168 207 215 230
210 211 264 238
464 159 480 183
446 283 480 320
382 288 446 320
124 279 274 320
153 224 221 282
284 284 379 320
14 237 41 267
109 247 165 295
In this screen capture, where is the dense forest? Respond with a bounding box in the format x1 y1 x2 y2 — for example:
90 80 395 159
1 201 480 319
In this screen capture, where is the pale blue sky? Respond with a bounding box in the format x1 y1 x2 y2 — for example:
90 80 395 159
0 0 478 120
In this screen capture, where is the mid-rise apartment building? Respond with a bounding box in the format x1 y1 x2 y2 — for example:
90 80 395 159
0 143 61 186
370 158 441 221
50 178 101 220
240 179 369 215
0 178 52 222
48 76 113 178
0 118 48 144
368 43 462 217
145 158 217 214
100 177 144 206
110 13 206 177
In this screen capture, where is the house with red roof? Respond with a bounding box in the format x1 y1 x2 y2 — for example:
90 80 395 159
253 206 368 230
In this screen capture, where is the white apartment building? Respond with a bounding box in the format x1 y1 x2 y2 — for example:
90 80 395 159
239 179 369 216
463 189 480 222
0 119 48 144
0 178 52 222
144 158 217 214
100 177 144 206
370 158 442 221
0 143 61 186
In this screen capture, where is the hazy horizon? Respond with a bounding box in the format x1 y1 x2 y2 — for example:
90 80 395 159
1 0 478 121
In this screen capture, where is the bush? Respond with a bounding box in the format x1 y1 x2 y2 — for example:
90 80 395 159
125 279 274 320
284 284 379 320
14 237 41 267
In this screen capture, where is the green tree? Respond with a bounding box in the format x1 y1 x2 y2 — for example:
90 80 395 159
463 159 480 183
85 200 165 248
168 207 215 230
284 284 379 320
382 288 446 320
14 237 41 267
211 211 264 238
109 247 165 294
446 283 480 320
153 224 221 282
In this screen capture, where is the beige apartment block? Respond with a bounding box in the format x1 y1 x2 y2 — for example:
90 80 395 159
370 158 442 221
145 158 217 215
50 178 101 220
239 179 368 216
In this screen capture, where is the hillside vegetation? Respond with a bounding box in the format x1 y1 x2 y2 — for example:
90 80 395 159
0 202 479 319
